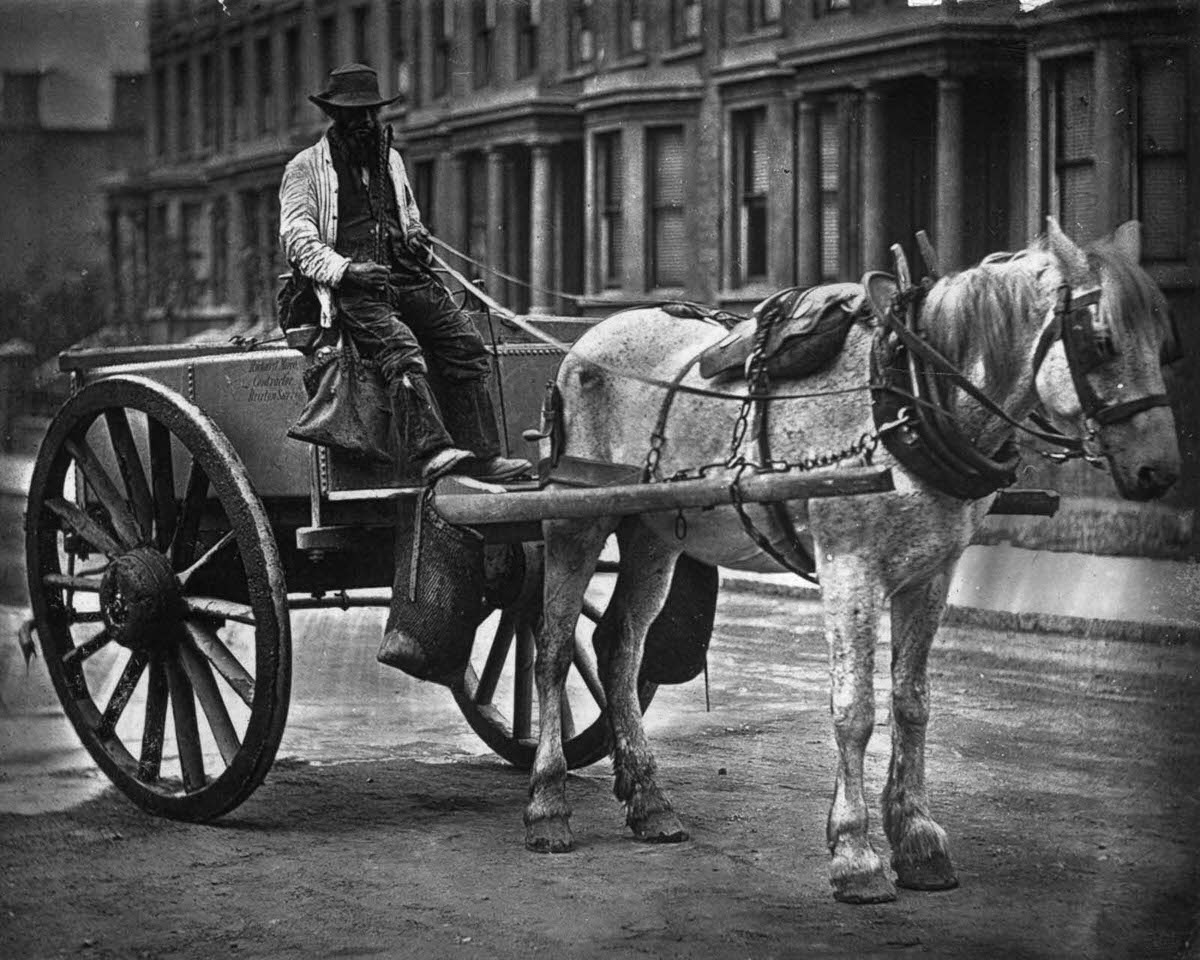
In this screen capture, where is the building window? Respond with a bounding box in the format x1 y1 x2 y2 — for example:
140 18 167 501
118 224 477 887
818 102 841 281
211 196 228 304
1044 55 1096 241
1 70 41 126
465 153 488 264
595 132 623 288
670 0 701 46
199 53 216 149
255 35 273 133
1136 48 1188 263
569 0 594 70
732 108 768 285
239 189 262 315
473 0 495 88
649 126 687 289
318 14 337 82
389 1 410 96
413 159 435 232
432 0 451 98
517 0 539 77
619 0 645 56
151 67 166 155
229 43 246 141
176 60 192 156
285 27 302 125
747 0 782 31
352 5 371 64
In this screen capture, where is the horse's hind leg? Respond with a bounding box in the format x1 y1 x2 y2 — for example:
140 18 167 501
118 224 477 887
882 571 959 890
820 554 897 904
525 516 613 854
604 518 687 843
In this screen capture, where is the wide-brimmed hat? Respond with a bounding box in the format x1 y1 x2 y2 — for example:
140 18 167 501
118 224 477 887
308 63 400 110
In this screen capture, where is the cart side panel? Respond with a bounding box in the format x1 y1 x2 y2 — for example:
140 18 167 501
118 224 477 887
78 348 312 499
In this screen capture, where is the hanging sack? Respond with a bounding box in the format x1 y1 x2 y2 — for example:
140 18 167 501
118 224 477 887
276 268 322 339
287 334 394 463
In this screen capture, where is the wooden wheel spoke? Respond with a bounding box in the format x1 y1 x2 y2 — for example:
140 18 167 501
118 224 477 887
179 636 240 766
96 650 148 740
561 691 576 741
177 530 237 588
63 629 112 666
572 634 607 709
581 598 605 624
182 620 255 706
181 597 256 626
147 418 177 551
63 436 142 549
170 459 210 569
45 498 123 558
513 622 535 741
103 408 154 542
43 571 104 593
138 655 169 783
163 649 206 791
475 609 517 706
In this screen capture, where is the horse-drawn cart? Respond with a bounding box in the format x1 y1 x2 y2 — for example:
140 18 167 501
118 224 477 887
21 313 896 823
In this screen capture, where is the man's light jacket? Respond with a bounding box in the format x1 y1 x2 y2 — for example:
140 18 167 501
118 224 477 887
279 134 423 327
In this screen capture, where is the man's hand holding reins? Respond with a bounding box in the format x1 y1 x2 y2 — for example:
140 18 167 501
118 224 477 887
342 261 390 293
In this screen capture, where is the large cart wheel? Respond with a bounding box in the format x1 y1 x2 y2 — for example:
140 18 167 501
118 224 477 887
451 544 656 770
25 375 290 821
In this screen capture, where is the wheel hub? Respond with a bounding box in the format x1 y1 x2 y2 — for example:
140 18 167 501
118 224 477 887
99 547 182 649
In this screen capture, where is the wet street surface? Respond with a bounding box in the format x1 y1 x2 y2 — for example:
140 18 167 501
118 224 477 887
2 586 1199 959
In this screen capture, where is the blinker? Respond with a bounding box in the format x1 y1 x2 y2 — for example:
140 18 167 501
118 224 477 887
1060 285 1114 374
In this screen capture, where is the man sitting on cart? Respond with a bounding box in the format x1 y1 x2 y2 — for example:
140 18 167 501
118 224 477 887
279 62 530 483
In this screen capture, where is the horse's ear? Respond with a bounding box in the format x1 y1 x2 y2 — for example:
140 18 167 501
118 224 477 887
1046 216 1090 282
1110 220 1142 264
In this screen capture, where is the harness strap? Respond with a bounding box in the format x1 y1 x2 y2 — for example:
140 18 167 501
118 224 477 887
876 285 1082 452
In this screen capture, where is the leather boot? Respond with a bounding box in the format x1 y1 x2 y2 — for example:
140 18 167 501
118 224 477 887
393 372 454 468
439 379 531 480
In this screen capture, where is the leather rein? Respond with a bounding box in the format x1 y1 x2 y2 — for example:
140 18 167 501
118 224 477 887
871 277 1171 499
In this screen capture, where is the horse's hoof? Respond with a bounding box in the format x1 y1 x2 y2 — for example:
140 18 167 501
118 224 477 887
525 817 574 854
894 851 959 891
631 810 689 844
831 871 898 904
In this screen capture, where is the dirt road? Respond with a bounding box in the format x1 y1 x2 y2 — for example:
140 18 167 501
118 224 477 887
2 591 1199 959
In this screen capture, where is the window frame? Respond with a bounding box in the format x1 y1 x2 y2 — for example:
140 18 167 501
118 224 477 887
730 107 769 288
647 125 688 291
594 130 624 290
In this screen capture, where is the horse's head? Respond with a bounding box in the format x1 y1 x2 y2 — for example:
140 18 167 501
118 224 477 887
1034 218 1179 501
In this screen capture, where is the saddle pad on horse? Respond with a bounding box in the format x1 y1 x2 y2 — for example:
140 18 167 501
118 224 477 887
698 282 868 382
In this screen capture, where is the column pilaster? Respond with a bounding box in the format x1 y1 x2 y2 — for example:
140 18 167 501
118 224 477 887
529 143 555 315
795 97 820 286
935 76 964 271
861 86 886 274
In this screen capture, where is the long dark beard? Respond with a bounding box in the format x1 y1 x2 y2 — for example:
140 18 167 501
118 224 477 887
340 122 379 168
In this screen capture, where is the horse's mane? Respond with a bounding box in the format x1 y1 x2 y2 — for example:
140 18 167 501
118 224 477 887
917 234 1168 396
918 247 1045 393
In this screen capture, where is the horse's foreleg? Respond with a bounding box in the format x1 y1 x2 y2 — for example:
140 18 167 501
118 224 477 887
882 571 958 890
525 517 612 854
821 555 896 904
606 518 687 843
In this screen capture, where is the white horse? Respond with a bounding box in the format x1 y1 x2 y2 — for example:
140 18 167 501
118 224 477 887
523 219 1179 903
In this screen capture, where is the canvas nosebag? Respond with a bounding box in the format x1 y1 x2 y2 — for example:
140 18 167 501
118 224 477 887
287 334 394 464
377 496 483 684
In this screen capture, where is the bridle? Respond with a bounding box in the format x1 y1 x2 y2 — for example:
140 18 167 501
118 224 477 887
1029 283 1171 451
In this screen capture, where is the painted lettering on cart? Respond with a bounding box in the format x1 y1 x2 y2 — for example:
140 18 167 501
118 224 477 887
238 357 303 404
